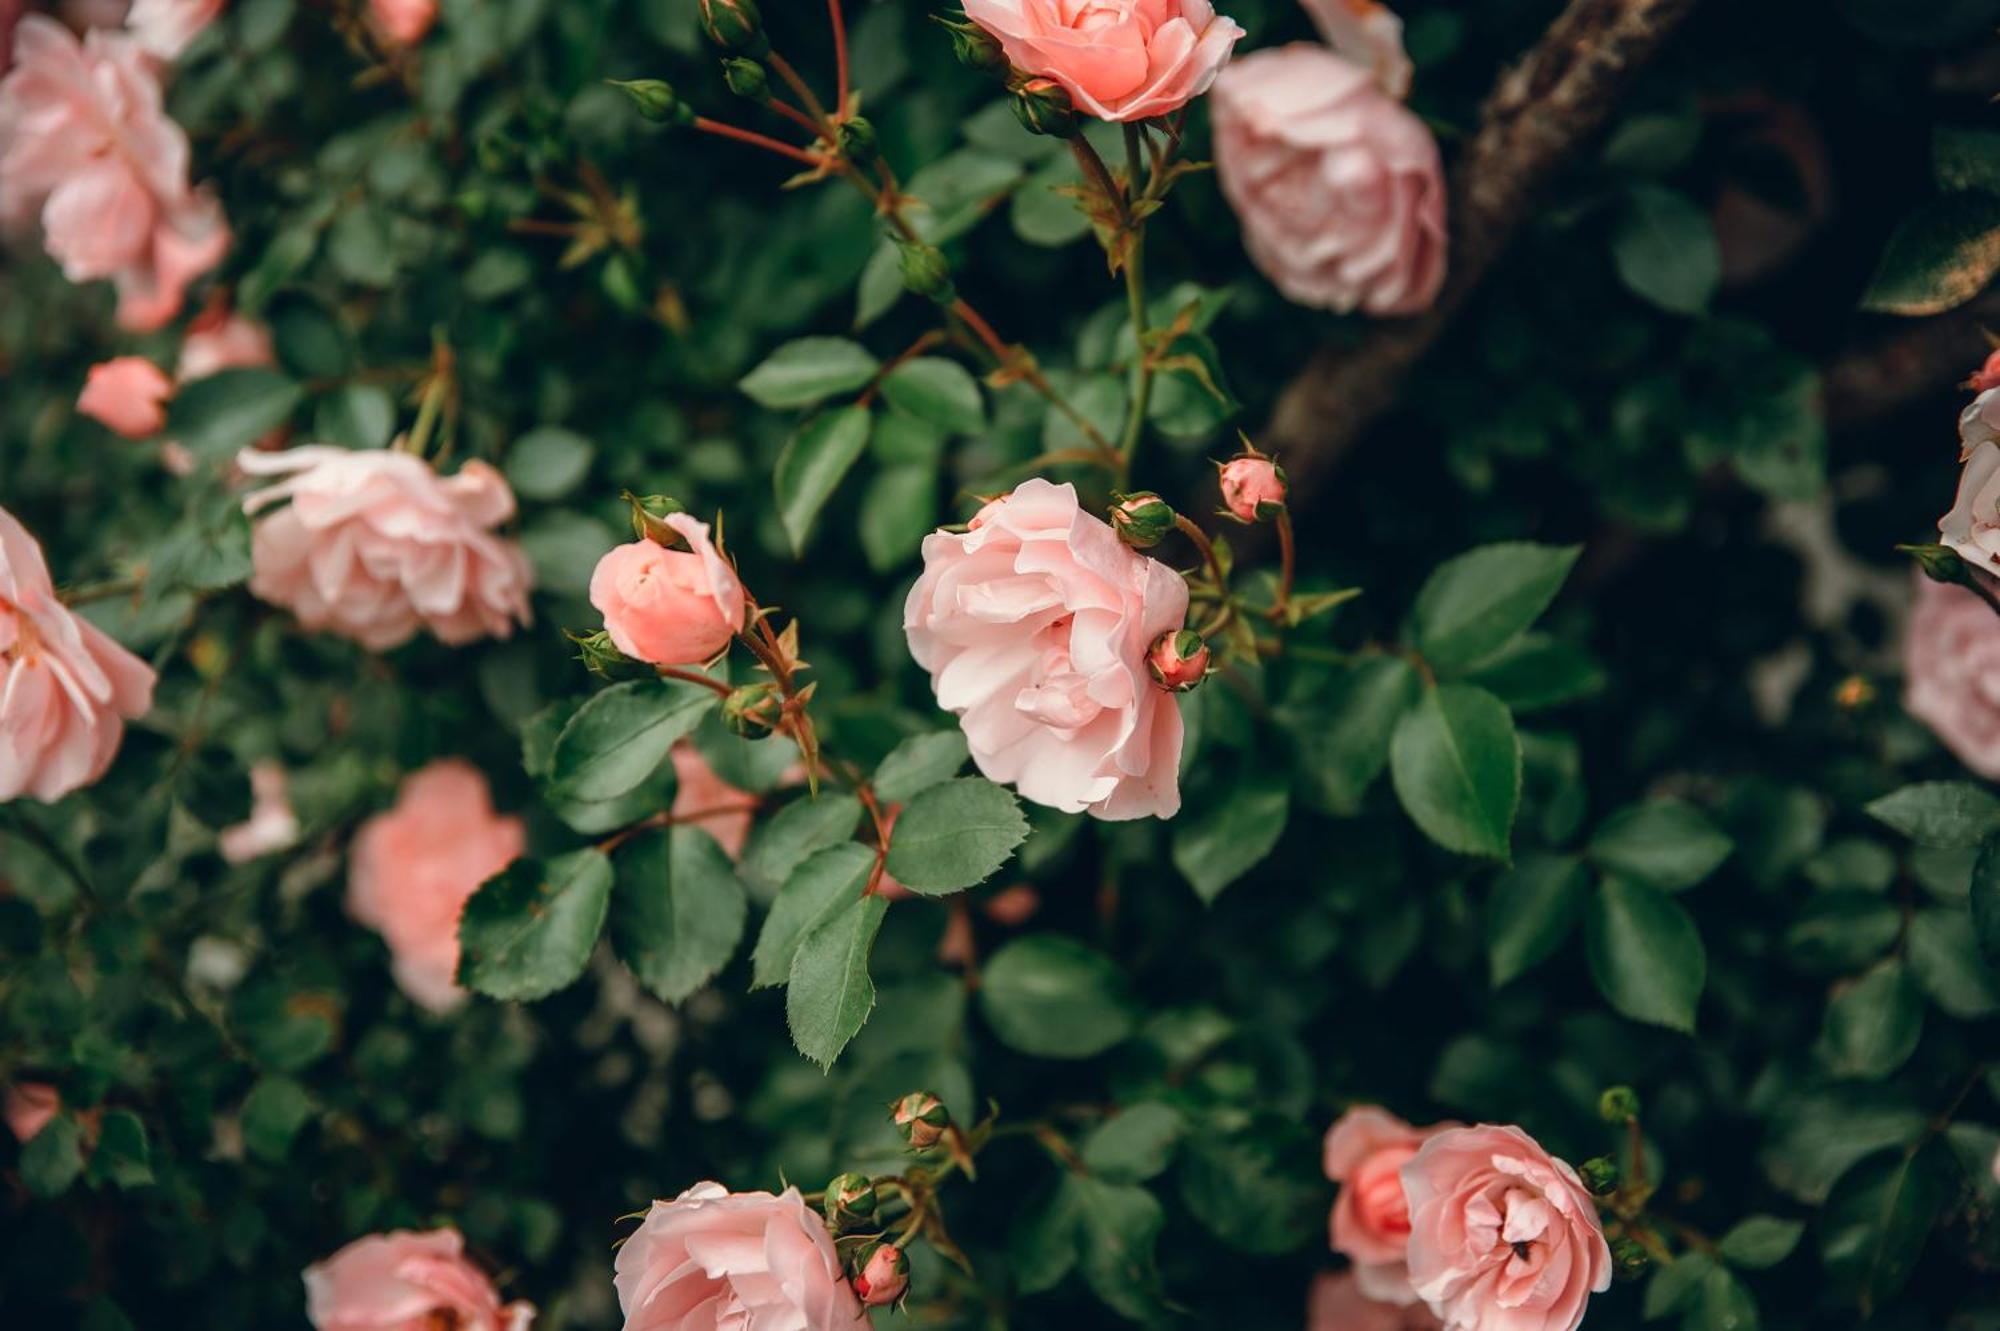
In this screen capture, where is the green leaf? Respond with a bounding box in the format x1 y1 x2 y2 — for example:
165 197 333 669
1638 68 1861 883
979 934 1136 1059
1821 1145 1950 1315
738 336 880 409
1463 632 1606 712
240 1075 314 1162
1488 853 1588 986
786 892 888 1068
1389 684 1522 858
1864 781 2000 848
548 679 715 804
1410 543 1582 673
1080 1104 1185 1183
751 841 874 988
1177 1130 1323 1257
1585 877 1706 1031
19 1114 85 1197
858 465 937 572
871 731 970 804
739 794 863 903
883 777 1028 895
1011 1177 1082 1294
1612 184 1722 315
1589 799 1733 892
88 1109 153 1189
1644 1252 1715 1319
167 369 303 460
1716 1215 1805 1269
1758 1088 1928 1203
457 849 614 1001
1862 192 2000 316
1905 906 2000 1017
505 426 596 500
1974 830 2000 971
312 383 395 448
1817 958 1923 1079
774 405 872 554
1284 656 1420 815
880 357 986 434
610 827 747 1004
1169 768 1288 902
1068 1175 1168 1322
1685 1266 1761 1331
1934 126 2000 195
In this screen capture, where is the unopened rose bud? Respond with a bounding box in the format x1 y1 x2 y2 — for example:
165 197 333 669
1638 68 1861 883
896 240 956 305
837 116 879 166
721 57 768 101
1217 452 1287 523
1578 1156 1618 1196
721 682 782 738
1110 492 1175 549
1970 347 2000 393
1012 78 1078 139
822 1172 878 1230
852 1242 908 1307
936 13 1006 74
892 1091 950 1151
608 79 694 126
698 0 768 55
1900 541 1973 588
1146 629 1209 693
1610 1237 1651 1282
1598 1086 1640 1122
624 491 688 544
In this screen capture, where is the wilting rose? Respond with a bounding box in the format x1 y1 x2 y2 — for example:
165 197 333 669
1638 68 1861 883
179 304 274 381
367 0 436 45
78 356 172 438
126 0 226 60
239 445 534 651
1310 1272 1443 1331
961 0 1243 122
1401 1124 1611 1331
589 515 745 667
347 761 525 1012
304 1228 534 1331
1904 573 2000 780
3 1082 60 1142
0 505 156 803
1211 43 1445 316
1325 1106 1453 1303
904 478 1189 820
218 761 300 863
1300 0 1411 97
613 1181 863 1331
0 17 230 331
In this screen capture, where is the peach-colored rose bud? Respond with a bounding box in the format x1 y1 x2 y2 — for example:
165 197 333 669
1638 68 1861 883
367 0 436 45
1324 1106 1456 1305
614 1183 862 1330
963 0 1244 123
1146 629 1209 693
892 1091 950 1151
589 514 746 667
852 1243 908 1307
304 1228 533 1331
1111 491 1176 549
4 1082 60 1143
1971 349 2000 394
1219 453 1287 522
78 357 173 438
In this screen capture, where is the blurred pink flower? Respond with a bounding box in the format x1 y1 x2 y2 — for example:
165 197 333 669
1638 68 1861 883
179 303 274 381
304 1228 534 1331
1324 1106 1456 1304
367 0 435 45
218 761 299 863
1309 1272 1442 1331
1904 573 2000 780
1299 0 1411 97
669 742 761 859
3 1082 60 1142
78 355 172 438
127 0 225 60
961 0 1243 122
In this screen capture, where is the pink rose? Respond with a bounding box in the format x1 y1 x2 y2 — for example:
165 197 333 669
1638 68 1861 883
304 1228 533 1331
1325 1106 1454 1303
0 505 156 803
1971 351 2000 396
1300 0 1412 98
1219 453 1287 521
218 760 299 863
962 0 1243 123
852 1244 908 1307
904 478 1189 820
613 1181 864 1331
1310 1272 1443 1331
1401 1124 1611 1331
367 0 436 45
347 761 525 1013
179 304 275 381
1945 418 2000 574
1211 43 1445 316
126 0 226 60
239 445 535 651
1904 573 2000 780
589 516 745 667
0 17 230 331
78 356 173 438
3 1082 60 1143
668 742 761 859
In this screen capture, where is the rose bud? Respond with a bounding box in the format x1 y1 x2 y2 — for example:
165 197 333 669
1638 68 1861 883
609 78 694 126
1218 452 1287 523
837 116 879 166
1598 1086 1640 1122
721 57 768 101
938 13 1007 74
567 628 649 681
698 0 768 56
892 1091 950 1151
1578 1156 1618 1196
1610 1237 1651 1282
589 514 746 667
1110 492 1176 549
1902 541 1972 588
1146 629 1210 693
1970 347 2000 393
896 239 956 305
822 1172 878 1230
851 1243 908 1307
1012 78 1079 139
722 681 783 737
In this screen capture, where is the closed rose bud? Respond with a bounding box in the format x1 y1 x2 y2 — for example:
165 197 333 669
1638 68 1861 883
1610 1237 1651 1282
1218 453 1286 523
1110 492 1175 549
892 1091 950 1151
722 681 782 737
938 13 1007 73
852 1243 908 1307
1598 1086 1640 1122
896 240 956 305
822 1172 878 1230
589 515 746 667
1902 540 1973 588
837 116 879 166
1013 78 1078 138
1578 1156 1618 1196
722 57 768 101
1971 348 2000 393
610 78 694 126
1147 629 1209 692
699 0 768 56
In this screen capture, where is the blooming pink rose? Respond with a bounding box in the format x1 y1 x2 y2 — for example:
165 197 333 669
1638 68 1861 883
367 0 436 45
1904 573 2000 780
1400 1124 1611 1331
1300 0 1412 98
1310 1272 1443 1331
613 1181 864 1331
589 516 745 667
1325 1106 1455 1304
904 478 1189 820
669 742 761 859
239 445 535 651
218 760 299 863
962 0 1243 122
179 304 274 381
0 17 230 331
1212 43 1445 316
3 1082 60 1142
78 356 173 438
0 505 156 803
347 761 525 1012
126 0 225 60
304 1228 534 1331
1219 453 1287 521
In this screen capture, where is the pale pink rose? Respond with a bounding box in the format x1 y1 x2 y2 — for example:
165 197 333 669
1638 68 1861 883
1947 408 2000 579
1212 43 1445 316
126 0 225 60
78 356 172 438
668 743 761 859
304 1228 534 1331
1961 388 2000 458
962 0 1243 122
0 17 230 332
0 505 156 803
3 1082 59 1142
367 0 436 45
614 1181 863 1331
1400 1124 1611 1331
179 304 274 381
1300 0 1412 98
347 761 525 1013
589 516 745 667
1325 1107 1455 1304
1310 1272 1443 1331
1219 454 1287 521
239 445 534 651
1904 573 2000 780
218 761 299 863
904 478 1189 821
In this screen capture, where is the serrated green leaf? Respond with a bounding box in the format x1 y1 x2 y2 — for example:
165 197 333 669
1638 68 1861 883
871 731 970 804
880 357 985 434
883 777 1028 894
1862 192 2000 316
611 827 747 1004
1169 768 1287 902
1390 684 1522 858
457 849 614 1001
167 369 303 460
548 679 715 804
786 893 888 1068
1488 853 1588 986
1589 798 1733 892
1410 543 1582 673
1613 185 1721 315
1865 782 2000 848
751 841 873 988
775 405 872 554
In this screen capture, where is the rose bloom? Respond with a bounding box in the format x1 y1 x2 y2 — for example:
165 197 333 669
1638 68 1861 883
367 0 436 45
1310 1273 1443 1331
0 17 231 332
304 1228 534 1331
179 304 275 381
904 478 1189 820
78 356 172 438
1 505 157 803
1300 0 1412 98
1211 43 1445 316
1326 1106 1455 1303
614 1181 863 1331
1946 405 2000 576
1401 1125 1611 1331
126 0 226 60
3 1082 60 1143
590 515 745 667
239 445 535 651
1904 573 2000 780
347 760 526 1013
961 0 1243 122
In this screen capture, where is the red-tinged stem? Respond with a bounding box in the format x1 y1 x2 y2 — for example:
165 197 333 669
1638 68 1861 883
767 52 830 126
826 0 850 116
692 116 820 167
1268 510 1296 622
764 96 826 139
655 665 734 698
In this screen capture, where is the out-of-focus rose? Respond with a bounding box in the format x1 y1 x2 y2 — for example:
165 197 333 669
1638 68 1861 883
78 356 172 438
1401 1124 1611 1331
1943 427 2000 576
589 516 745 667
126 0 225 60
961 0 1243 122
1904 573 2000 780
904 478 1189 821
1309 1272 1443 1331
1211 43 1445 316
1325 1106 1454 1304
1300 0 1411 97
3 1082 59 1142
1219 453 1287 521
0 505 156 803
238 445 535 651
304 1228 534 1331
0 17 230 331
613 1181 863 1331
668 743 761 859
347 761 525 1013
367 0 436 45
218 761 300 863
179 304 274 381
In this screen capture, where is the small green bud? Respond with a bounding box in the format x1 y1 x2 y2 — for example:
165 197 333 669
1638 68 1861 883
1598 1086 1641 1122
721 682 782 738
895 240 955 305
1899 541 1973 588
721 57 769 101
822 1172 878 1230
891 1091 950 1151
1012 78 1078 139
1610 1237 1651 1282
936 13 1006 74
608 79 693 126
698 0 769 57
566 629 648 681
1110 491 1175 549
1578 1156 1619 1197
624 491 688 544
836 115 879 166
